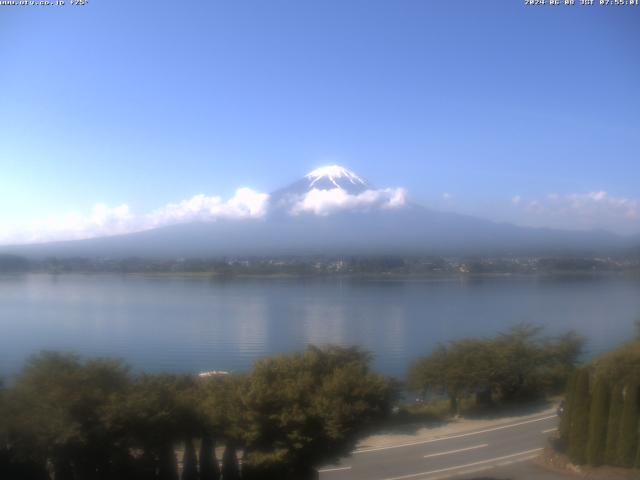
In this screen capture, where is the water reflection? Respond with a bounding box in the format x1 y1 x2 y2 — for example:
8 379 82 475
0 274 639 378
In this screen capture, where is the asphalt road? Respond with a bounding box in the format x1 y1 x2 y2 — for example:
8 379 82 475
318 413 559 480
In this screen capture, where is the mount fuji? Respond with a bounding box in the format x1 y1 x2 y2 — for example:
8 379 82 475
1 165 628 258
278 165 371 196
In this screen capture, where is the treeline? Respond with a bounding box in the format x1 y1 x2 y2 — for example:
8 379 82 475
0 254 29 273
0 346 394 480
0 325 588 480
2 254 639 276
559 334 640 468
408 325 584 413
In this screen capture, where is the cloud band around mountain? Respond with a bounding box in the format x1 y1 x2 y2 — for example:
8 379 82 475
0 186 408 245
288 187 407 216
512 191 639 233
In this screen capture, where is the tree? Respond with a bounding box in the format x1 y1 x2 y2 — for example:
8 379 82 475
239 345 394 479
540 331 585 394
408 325 583 413
408 344 456 411
604 383 624 465
182 438 199 480
199 435 220 480
6 352 132 480
616 383 639 468
107 374 203 480
586 377 610 465
567 368 590 465
221 444 240 480
491 324 546 401
408 340 495 414
158 442 179 480
0 254 29 272
559 372 577 443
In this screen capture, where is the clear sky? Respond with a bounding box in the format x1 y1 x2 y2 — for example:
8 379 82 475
1 1 639 243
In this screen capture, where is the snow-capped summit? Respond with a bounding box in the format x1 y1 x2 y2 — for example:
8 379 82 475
271 165 372 206
304 165 367 189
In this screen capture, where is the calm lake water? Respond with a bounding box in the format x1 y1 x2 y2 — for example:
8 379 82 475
1 274 639 379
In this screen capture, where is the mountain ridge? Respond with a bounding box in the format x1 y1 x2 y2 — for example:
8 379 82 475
0 165 635 258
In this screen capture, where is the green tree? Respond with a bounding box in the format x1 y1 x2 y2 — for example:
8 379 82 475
559 372 577 443
408 344 456 411
199 435 220 480
239 345 394 479
491 324 546 401
567 368 590 465
540 331 585 394
409 325 583 413
182 438 199 480
408 340 495 414
221 444 240 480
586 377 610 465
0 254 29 272
6 352 132 480
604 383 624 466
616 383 639 468
108 374 201 480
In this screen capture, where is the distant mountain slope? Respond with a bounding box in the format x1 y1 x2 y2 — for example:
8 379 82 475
2 206 626 259
0 165 630 258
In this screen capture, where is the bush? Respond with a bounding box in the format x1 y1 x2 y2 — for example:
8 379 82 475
559 372 577 443
616 383 639 468
567 368 590 464
604 383 624 465
586 377 609 465
408 325 584 413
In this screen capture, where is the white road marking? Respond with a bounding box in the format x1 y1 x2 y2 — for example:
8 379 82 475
381 448 543 480
427 453 540 480
423 443 488 459
318 466 352 473
354 414 556 454
542 427 557 433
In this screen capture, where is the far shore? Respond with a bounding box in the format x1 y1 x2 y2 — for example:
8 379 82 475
3 270 639 280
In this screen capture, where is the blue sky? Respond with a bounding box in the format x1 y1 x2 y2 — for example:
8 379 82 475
1 1 639 243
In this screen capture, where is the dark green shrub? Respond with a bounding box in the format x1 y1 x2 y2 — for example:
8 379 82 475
616 383 639 468
182 438 198 480
199 435 220 480
559 372 577 443
221 444 240 480
586 377 610 465
568 368 590 464
604 383 624 465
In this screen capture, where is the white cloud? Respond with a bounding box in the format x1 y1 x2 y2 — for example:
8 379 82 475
0 204 135 245
0 188 270 245
512 191 640 233
289 187 407 216
0 184 410 245
146 188 269 227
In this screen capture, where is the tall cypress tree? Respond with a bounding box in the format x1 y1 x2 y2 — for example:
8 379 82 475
559 371 577 443
568 368 590 465
182 438 199 480
586 377 610 465
199 436 220 480
616 383 639 468
158 444 179 480
604 383 624 466
221 444 240 480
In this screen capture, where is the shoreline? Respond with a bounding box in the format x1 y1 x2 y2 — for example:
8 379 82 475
2 270 639 280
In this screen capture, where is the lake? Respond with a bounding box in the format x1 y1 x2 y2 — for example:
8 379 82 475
1 273 639 379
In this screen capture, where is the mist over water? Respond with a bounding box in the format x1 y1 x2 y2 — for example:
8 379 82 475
1 273 639 379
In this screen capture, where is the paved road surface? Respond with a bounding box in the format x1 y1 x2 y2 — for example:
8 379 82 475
319 413 559 480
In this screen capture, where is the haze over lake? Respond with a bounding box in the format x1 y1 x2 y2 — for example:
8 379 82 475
1 273 639 379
